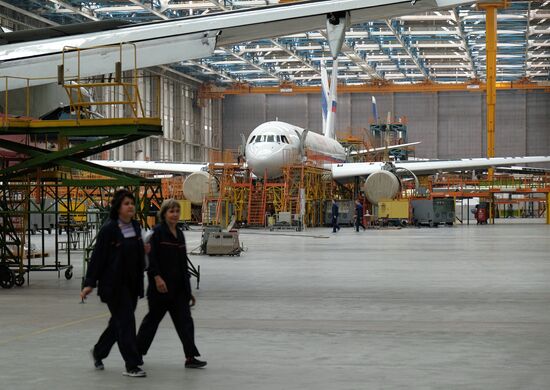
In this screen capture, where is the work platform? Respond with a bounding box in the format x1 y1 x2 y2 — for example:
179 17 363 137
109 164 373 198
426 175 550 225
428 175 550 199
1 116 161 130
202 161 333 228
0 117 162 181
0 67 166 288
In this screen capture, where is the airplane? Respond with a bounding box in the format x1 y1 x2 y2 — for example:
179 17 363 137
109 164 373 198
245 59 419 178
91 62 550 205
234 63 550 203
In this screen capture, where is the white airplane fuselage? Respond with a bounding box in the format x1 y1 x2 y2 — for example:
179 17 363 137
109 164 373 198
245 121 346 178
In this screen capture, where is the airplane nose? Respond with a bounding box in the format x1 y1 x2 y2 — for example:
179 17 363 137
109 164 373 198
246 144 283 178
247 147 269 176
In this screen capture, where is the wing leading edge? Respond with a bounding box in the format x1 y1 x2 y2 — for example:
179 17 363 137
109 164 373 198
331 156 550 179
0 0 479 91
89 160 207 174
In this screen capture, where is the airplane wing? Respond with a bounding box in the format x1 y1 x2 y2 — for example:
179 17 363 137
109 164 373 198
331 156 550 179
0 0 481 91
349 141 421 156
496 166 550 174
89 160 207 174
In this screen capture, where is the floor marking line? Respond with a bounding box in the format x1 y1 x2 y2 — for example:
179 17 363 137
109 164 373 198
0 312 109 345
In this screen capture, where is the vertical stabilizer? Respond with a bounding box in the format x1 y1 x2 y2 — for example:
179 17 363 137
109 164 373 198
320 61 330 135
371 96 379 125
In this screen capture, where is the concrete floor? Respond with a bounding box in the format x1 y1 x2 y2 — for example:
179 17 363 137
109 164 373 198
1 220 550 390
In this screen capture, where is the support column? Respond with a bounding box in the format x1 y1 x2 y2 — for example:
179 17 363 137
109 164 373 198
485 5 497 179
479 2 506 179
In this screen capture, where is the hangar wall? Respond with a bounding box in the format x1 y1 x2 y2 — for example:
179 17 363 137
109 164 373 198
106 68 223 163
222 91 550 159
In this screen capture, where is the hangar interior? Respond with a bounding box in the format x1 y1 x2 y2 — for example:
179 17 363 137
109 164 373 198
0 1 550 389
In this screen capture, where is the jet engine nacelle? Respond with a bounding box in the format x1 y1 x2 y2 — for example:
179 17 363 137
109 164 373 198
182 171 219 205
362 164 420 204
362 170 401 204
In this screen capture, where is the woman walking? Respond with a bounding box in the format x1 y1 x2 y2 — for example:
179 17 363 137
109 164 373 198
137 199 206 369
80 189 147 377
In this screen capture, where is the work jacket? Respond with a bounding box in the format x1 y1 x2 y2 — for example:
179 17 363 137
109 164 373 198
147 222 192 298
332 203 339 219
84 219 146 302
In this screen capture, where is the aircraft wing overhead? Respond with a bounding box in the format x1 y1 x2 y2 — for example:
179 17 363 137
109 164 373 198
331 156 550 179
349 141 421 155
89 160 207 174
0 0 481 91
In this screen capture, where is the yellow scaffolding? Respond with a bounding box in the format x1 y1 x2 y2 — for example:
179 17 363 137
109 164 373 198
428 174 550 224
282 164 331 227
205 164 250 226
203 162 334 228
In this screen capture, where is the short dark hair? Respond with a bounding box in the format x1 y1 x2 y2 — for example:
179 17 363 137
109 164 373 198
110 189 136 220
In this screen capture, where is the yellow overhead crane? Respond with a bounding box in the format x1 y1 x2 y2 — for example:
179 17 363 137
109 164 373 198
199 79 549 99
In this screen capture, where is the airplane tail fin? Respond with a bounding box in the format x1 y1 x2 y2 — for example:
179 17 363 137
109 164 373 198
321 62 330 135
323 58 338 139
371 96 379 125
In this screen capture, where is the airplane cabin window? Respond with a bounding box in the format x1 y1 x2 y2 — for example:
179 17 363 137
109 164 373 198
250 136 256 143
267 135 275 142
281 136 289 144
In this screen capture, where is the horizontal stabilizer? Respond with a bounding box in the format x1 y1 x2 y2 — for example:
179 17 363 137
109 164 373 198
349 141 421 156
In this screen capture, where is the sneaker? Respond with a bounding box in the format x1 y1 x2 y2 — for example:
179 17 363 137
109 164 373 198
90 349 104 370
185 357 207 369
123 367 147 377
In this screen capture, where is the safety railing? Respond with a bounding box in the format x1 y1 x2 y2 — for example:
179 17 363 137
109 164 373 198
208 149 238 164
429 175 550 194
2 43 161 127
60 43 159 121
1 76 36 127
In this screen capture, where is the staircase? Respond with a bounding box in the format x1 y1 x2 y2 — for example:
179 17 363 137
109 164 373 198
247 182 266 227
0 189 22 265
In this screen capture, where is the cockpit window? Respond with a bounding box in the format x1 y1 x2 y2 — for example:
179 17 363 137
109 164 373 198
252 134 289 143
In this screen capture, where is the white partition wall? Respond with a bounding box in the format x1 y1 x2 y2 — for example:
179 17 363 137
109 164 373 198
222 91 550 161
